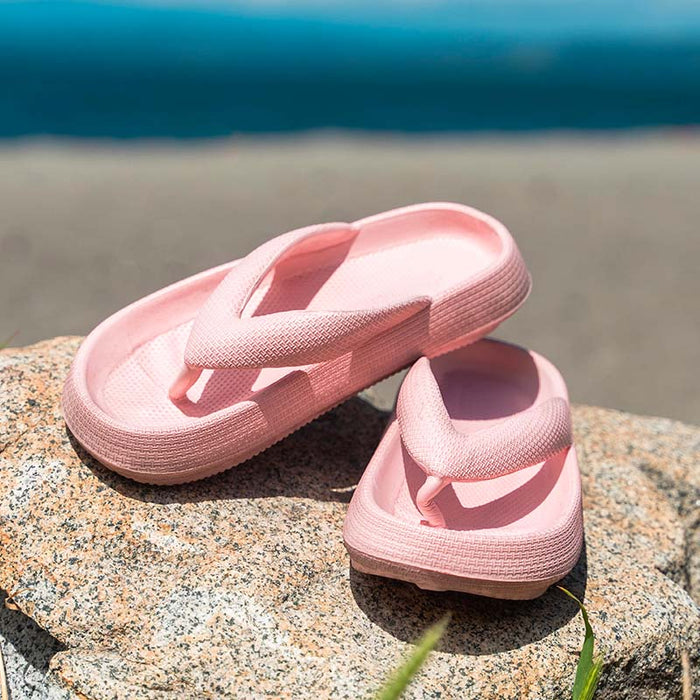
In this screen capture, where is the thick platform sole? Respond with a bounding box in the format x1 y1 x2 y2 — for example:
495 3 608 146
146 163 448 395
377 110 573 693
347 546 561 600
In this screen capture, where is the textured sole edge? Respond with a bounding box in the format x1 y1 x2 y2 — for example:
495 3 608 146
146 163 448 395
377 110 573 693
84 363 406 485
78 322 504 485
346 545 563 600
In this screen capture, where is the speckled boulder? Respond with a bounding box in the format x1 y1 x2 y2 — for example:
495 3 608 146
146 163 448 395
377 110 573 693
1 338 698 699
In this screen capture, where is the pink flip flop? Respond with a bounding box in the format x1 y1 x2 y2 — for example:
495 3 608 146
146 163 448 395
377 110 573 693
343 339 583 599
62 203 530 484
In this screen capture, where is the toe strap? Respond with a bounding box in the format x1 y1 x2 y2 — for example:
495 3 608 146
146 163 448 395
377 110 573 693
169 221 430 400
396 357 572 526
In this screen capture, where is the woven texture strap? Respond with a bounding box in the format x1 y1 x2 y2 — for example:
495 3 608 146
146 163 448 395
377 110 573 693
396 357 572 526
183 222 429 371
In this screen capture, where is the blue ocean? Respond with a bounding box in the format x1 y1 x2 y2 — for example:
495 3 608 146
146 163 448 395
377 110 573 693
1 1 699 137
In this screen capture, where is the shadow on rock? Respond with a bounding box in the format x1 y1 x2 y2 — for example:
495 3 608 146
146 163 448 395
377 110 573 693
0 590 65 684
349 540 588 655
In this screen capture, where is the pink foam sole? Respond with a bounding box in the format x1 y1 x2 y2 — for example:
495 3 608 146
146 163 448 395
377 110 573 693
347 548 559 600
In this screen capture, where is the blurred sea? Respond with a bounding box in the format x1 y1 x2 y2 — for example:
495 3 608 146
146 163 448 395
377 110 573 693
1 0 699 137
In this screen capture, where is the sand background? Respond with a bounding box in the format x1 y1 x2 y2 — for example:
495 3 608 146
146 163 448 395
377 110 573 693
1 132 698 423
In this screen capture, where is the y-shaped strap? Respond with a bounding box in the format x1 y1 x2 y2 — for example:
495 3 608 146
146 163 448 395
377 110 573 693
396 357 572 527
170 222 429 400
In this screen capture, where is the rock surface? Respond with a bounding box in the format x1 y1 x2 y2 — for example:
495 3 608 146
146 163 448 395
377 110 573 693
0 337 698 699
0 601 71 700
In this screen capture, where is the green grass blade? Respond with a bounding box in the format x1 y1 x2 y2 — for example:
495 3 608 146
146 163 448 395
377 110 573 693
375 613 451 700
579 657 603 700
558 586 603 700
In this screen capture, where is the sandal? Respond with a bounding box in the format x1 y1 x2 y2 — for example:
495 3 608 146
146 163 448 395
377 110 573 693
63 203 530 484
343 339 583 599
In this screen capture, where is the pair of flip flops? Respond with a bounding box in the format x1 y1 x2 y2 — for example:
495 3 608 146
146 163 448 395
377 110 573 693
63 202 583 599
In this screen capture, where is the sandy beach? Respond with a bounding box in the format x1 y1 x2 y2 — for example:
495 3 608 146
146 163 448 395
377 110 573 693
1 132 698 422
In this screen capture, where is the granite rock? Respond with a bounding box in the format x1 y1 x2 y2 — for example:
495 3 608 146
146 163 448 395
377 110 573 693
0 600 72 700
0 337 698 699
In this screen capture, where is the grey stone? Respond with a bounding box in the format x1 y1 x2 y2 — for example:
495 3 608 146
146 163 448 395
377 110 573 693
0 337 698 699
0 601 73 699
